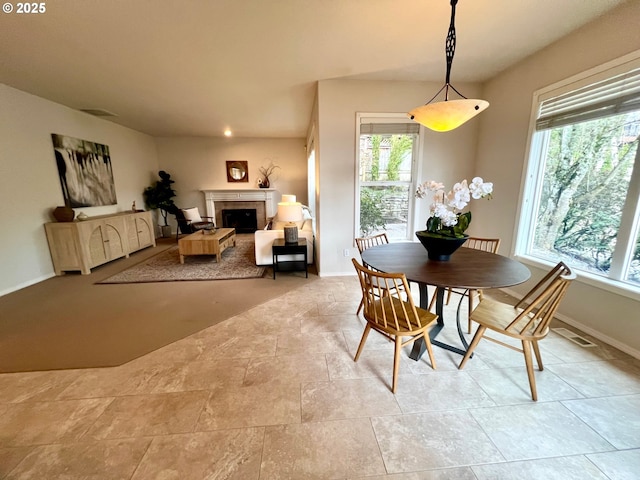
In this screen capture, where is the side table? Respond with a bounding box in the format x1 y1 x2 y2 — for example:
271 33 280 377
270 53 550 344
272 238 307 279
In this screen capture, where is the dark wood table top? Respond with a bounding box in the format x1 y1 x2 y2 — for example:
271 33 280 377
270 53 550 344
360 242 531 290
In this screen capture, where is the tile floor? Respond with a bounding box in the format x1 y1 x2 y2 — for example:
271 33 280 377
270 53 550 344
1 276 640 479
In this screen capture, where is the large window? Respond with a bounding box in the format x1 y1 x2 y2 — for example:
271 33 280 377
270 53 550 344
356 116 420 241
517 58 640 291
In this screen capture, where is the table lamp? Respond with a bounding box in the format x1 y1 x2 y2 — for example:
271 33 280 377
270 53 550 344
277 194 303 243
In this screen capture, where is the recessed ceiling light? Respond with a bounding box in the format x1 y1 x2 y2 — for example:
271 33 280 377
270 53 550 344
224 129 232 137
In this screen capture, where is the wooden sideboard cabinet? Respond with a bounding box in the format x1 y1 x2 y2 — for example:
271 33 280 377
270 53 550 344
44 211 156 275
125 211 155 252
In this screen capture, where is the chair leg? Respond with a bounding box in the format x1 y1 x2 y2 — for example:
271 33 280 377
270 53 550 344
356 298 363 315
532 340 544 371
522 340 538 401
459 325 486 369
421 333 437 370
445 287 452 305
354 324 371 362
467 290 476 334
392 335 402 393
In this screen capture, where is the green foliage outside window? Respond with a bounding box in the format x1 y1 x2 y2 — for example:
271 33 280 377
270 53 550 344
370 135 381 180
359 187 386 236
387 135 413 181
533 113 639 275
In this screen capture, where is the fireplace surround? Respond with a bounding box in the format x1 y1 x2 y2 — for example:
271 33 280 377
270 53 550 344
202 189 277 231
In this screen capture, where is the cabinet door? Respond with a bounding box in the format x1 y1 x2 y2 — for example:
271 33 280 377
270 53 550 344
103 217 126 260
103 223 126 260
83 219 126 267
87 224 108 267
126 216 141 252
134 215 153 249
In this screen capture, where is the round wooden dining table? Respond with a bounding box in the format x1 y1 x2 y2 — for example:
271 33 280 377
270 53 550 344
360 242 531 360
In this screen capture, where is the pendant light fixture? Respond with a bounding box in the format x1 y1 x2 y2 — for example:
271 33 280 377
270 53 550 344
408 0 489 132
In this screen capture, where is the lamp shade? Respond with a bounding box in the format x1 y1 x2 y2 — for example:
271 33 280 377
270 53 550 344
277 194 303 222
409 98 489 132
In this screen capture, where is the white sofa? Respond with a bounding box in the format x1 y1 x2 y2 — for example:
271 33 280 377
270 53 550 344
254 216 315 266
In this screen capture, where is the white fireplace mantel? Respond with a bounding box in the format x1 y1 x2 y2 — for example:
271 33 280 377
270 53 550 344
202 189 278 219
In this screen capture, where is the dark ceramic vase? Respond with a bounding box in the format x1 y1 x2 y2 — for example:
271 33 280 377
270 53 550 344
415 231 468 261
52 206 75 222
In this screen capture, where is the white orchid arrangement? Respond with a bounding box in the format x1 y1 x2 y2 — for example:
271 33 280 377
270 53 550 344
416 177 493 238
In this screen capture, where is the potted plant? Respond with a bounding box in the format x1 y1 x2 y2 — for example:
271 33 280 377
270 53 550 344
414 177 493 260
143 170 177 238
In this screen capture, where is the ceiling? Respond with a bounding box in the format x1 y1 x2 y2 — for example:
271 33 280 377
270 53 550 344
0 0 628 138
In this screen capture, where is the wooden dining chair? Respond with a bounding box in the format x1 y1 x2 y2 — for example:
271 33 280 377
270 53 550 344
458 261 575 401
429 236 501 333
352 258 438 393
355 233 389 254
354 233 403 314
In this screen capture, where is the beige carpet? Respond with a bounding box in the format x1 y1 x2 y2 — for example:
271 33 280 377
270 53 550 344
99 237 265 283
0 238 316 373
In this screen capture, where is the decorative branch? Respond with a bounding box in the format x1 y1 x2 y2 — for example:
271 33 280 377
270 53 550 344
259 161 280 180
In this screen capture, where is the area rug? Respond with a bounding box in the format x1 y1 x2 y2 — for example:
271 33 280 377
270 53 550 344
99 237 265 283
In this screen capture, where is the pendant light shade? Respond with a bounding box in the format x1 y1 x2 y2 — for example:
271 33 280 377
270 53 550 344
409 0 489 132
409 98 489 132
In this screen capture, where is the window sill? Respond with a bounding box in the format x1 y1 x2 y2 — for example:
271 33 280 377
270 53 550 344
515 254 640 303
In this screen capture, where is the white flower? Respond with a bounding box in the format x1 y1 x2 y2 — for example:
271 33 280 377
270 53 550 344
416 181 445 199
447 184 470 211
469 177 493 199
416 177 494 236
427 180 445 191
440 208 459 227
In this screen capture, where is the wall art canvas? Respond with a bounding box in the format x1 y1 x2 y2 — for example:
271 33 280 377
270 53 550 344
51 134 117 207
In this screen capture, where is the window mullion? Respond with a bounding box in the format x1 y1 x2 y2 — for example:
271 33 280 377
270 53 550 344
517 131 549 255
609 143 640 279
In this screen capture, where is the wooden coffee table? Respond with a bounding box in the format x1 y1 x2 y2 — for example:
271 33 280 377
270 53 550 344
178 228 236 264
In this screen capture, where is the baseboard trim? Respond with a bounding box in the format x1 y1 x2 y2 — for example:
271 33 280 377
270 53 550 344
318 271 355 278
501 287 640 361
0 273 56 298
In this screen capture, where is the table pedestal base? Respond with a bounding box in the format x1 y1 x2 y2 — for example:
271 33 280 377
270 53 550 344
409 286 471 360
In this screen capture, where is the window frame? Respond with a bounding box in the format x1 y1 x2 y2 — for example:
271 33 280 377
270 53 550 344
354 113 423 242
514 50 640 301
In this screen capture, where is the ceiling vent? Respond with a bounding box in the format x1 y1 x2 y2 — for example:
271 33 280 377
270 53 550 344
79 108 118 117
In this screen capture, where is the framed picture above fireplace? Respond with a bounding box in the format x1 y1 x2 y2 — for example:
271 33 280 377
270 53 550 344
226 161 249 183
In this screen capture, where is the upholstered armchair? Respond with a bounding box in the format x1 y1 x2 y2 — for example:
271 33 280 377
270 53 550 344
174 207 214 240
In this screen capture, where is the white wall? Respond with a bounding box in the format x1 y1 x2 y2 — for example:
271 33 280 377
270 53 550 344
154 136 307 232
473 1 640 355
0 84 159 296
316 79 483 275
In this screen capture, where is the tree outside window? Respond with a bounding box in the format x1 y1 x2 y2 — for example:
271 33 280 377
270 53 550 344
520 64 640 289
532 113 639 281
